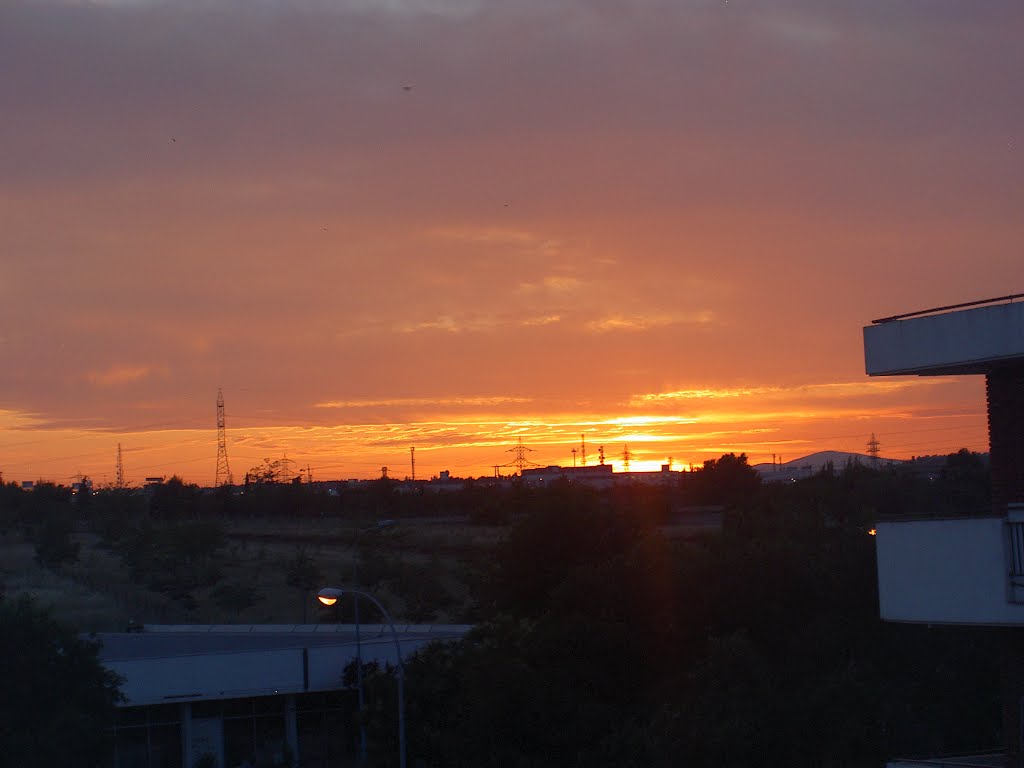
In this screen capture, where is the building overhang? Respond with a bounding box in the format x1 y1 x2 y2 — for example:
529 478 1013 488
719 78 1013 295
864 299 1024 377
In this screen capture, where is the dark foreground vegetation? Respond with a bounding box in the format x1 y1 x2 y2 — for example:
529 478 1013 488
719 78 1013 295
380 452 997 767
0 449 1000 766
0 595 122 767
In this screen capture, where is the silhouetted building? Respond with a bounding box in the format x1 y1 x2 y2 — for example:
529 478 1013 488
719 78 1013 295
865 296 1024 768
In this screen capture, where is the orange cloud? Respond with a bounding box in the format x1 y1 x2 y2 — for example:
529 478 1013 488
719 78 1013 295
587 311 715 333
85 365 161 388
314 396 531 409
520 314 561 326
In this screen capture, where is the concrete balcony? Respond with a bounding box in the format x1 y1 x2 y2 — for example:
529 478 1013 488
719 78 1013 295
876 509 1024 625
864 298 1024 377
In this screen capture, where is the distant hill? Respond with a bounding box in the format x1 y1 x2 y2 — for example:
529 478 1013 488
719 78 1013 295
753 450 901 479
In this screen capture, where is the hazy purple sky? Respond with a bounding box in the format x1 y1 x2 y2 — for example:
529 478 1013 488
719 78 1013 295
1 0 1020 482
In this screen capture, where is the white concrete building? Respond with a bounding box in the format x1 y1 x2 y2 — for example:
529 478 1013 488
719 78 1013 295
97 623 471 768
864 295 1024 768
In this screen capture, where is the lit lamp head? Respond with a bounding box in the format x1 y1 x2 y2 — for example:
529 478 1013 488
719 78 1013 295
317 587 345 607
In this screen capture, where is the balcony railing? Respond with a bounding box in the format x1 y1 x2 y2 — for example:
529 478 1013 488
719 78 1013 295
1007 506 1024 604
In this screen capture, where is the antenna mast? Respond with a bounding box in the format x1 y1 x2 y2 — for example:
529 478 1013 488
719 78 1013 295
410 447 416 481
215 388 233 486
580 434 586 467
116 443 125 489
622 444 631 472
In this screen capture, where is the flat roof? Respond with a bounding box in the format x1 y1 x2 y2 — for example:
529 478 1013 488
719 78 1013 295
93 625 473 705
97 625 470 661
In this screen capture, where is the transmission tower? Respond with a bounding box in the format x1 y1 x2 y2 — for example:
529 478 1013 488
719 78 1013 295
410 447 416 481
280 454 296 482
381 466 389 479
506 437 534 475
622 444 631 471
598 446 605 465
116 443 125 489
215 388 233 486
867 433 881 466
580 434 587 467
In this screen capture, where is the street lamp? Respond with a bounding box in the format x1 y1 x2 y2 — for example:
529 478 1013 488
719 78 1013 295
346 520 396 762
317 587 406 768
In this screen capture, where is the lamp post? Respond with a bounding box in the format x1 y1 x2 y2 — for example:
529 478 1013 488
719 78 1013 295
348 519 395 763
351 555 366 764
317 587 406 768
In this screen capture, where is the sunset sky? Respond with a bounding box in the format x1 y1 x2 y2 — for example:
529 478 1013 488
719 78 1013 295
1 0 1020 485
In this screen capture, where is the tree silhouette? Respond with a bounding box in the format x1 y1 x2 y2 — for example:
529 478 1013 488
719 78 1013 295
0 597 122 767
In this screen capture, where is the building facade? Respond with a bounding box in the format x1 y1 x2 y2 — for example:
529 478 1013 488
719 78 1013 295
97 623 471 768
865 296 1024 767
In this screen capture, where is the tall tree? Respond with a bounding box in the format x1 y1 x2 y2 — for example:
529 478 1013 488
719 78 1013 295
0 597 122 767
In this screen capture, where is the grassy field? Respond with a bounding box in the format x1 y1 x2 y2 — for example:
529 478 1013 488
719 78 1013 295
1 518 505 632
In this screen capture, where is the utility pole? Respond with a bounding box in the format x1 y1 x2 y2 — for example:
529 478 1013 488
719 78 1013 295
571 447 578 467
215 388 233 486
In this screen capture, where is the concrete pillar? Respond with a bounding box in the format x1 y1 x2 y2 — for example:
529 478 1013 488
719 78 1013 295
1003 631 1024 768
285 695 298 767
987 364 1024 514
990 364 1024 767
181 703 192 767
